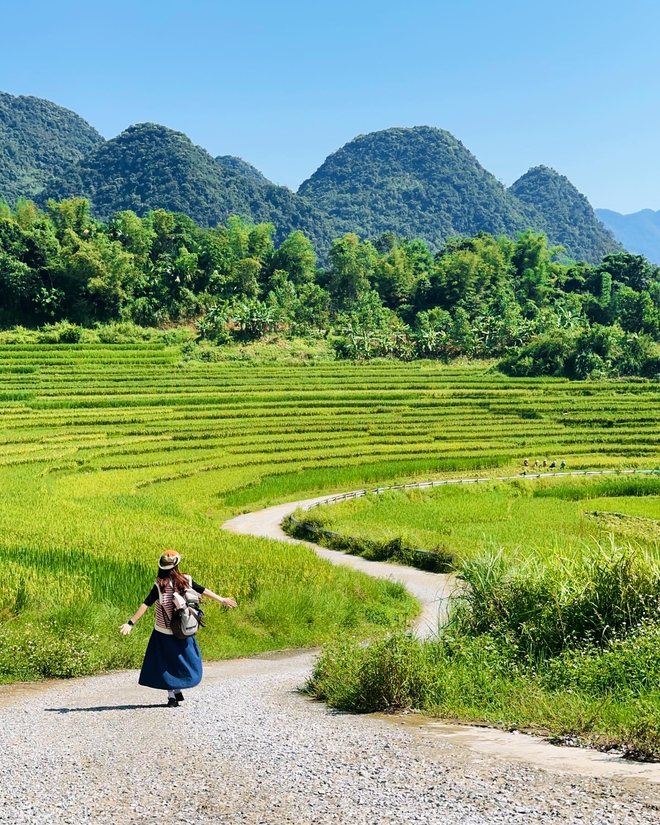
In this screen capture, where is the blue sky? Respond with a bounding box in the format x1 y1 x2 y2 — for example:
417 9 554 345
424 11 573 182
2 0 658 213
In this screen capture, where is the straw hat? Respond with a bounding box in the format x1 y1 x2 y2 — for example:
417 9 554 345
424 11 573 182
158 551 181 571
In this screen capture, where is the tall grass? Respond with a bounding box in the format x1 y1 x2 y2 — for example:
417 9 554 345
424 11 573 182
454 544 660 658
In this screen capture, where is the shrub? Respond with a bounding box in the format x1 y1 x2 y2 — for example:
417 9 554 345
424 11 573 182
37 322 85 344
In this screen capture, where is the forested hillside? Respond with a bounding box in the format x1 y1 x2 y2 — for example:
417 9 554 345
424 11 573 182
39 123 337 250
1 196 659 379
298 126 528 250
216 155 271 186
0 92 103 205
0 91 634 266
510 166 621 262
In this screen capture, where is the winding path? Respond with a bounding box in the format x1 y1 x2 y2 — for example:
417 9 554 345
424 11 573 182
2 485 660 824
223 494 455 636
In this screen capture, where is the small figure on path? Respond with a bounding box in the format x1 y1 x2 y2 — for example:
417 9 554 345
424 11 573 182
550 460 557 469
120 551 237 707
560 460 566 470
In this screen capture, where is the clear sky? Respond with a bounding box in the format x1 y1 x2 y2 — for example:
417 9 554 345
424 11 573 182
2 0 658 213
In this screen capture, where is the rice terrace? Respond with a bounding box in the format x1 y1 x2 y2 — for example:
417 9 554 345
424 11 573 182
4 6 660 817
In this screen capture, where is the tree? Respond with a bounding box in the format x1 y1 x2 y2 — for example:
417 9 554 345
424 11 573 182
46 198 91 238
599 253 658 293
271 231 317 285
511 230 560 309
327 234 377 307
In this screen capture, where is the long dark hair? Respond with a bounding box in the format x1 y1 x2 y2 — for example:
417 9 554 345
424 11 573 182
156 565 189 596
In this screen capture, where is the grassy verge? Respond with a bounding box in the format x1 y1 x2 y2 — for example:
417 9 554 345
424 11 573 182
307 632 660 760
299 474 660 568
308 545 660 760
284 515 452 572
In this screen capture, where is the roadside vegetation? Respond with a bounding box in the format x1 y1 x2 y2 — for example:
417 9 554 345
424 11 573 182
306 476 660 759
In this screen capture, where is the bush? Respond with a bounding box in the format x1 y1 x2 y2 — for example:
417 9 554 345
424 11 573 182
97 322 156 344
37 322 85 344
307 633 441 712
498 330 574 377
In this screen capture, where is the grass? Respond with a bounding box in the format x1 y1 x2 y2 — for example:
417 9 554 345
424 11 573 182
297 474 660 568
307 632 660 759
304 475 660 758
2 340 660 721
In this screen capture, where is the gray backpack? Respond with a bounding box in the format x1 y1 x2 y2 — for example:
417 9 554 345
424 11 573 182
158 576 202 639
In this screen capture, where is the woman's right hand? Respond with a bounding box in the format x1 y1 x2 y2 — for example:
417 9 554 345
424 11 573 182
119 623 133 636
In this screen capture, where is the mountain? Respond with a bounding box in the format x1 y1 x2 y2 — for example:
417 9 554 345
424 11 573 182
595 208 660 264
216 155 271 186
1 89 628 264
509 166 621 263
0 91 103 205
298 126 529 250
39 123 336 250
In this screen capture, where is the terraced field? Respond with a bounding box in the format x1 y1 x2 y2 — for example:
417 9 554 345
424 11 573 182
298 474 660 569
2 342 660 681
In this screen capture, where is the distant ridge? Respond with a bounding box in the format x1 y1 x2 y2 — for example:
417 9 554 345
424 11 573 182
509 165 621 262
596 208 660 264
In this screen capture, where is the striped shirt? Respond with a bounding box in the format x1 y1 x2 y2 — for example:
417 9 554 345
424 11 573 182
144 577 205 635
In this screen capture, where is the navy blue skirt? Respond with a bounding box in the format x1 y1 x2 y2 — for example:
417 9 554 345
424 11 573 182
138 630 203 690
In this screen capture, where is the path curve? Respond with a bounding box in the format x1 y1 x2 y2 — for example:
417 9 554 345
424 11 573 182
223 493 455 637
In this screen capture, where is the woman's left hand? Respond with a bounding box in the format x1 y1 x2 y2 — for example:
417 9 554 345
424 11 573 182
221 598 238 609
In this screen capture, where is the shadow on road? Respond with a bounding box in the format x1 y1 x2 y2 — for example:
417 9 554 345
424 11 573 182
45 704 164 713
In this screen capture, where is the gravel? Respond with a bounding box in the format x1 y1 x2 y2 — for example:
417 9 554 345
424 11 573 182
1 650 659 824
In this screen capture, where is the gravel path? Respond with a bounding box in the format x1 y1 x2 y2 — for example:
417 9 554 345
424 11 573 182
1 486 660 823
1 652 660 824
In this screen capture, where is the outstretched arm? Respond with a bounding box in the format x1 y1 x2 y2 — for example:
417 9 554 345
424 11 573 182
119 602 148 635
202 589 237 609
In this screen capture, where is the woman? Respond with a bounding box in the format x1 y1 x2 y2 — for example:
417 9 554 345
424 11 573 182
120 551 237 706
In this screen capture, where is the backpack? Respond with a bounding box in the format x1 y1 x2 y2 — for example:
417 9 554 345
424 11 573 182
158 576 203 639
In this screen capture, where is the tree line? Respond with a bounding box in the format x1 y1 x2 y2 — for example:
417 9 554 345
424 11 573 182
1 197 659 378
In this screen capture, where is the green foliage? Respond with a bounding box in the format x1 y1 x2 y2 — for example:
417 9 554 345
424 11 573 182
455 548 660 659
307 631 660 759
299 127 529 252
0 99 628 267
1 195 660 376
38 123 337 252
500 324 660 379
0 92 103 206
510 165 622 263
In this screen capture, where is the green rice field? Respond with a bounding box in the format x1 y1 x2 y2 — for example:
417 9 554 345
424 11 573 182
2 342 660 686
299 475 660 568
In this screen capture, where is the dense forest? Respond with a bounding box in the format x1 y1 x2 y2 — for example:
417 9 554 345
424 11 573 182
38 124 338 253
1 197 659 379
1 92 621 264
